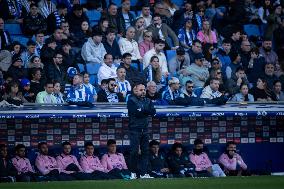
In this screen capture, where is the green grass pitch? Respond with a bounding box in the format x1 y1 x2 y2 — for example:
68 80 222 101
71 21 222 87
1 176 284 189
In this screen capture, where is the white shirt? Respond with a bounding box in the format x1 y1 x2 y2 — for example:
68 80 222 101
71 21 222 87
97 63 117 85
118 37 142 60
143 48 168 74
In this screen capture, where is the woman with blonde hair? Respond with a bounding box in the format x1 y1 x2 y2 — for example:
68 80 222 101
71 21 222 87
197 20 217 46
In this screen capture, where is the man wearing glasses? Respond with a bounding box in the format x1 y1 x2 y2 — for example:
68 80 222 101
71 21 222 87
46 51 65 85
97 78 124 103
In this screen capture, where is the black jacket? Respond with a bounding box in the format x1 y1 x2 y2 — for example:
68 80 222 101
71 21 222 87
97 90 124 103
22 13 47 37
0 156 17 177
148 152 169 172
167 152 195 174
127 95 156 130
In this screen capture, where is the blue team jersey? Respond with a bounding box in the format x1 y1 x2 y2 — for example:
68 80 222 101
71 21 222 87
66 84 94 103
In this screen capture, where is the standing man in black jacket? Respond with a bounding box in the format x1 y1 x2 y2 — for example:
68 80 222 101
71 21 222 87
127 82 156 178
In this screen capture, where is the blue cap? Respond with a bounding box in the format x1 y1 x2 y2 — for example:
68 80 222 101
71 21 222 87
21 78 30 87
67 67 78 78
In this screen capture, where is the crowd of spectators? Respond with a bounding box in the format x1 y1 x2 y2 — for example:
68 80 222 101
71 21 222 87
1 0 284 106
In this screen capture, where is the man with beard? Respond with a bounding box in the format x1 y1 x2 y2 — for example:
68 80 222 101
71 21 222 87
35 142 62 181
259 38 279 65
218 141 249 176
127 83 156 178
190 139 225 177
97 78 124 103
264 63 279 90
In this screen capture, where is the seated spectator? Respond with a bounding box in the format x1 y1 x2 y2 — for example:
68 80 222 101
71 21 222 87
259 38 278 65
247 47 266 85
143 39 168 75
250 77 273 102
30 68 44 97
40 37 57 66
2 80 27 106
46 51 66 85
139 30 154 57
230 83 254 102
138 4 152 27
119 53 147 87
0 144 17 182
7 57 27 81
218 141 249 176
172 1 194 34
52 28 64 48
56 142 91 180
187 39 203 63
200 78 222 99
35 142 61 181
72 21 91 48
35 30 45 56
177 18 197 50
264 63 279 89
36 80 57 104
79 142 114 180
66 4 89 33
38 0 57 19
115 67 131 98
60 40 76 70
226 67 250 96
208 58 222 74
22 3 46 37
272 80 284 101
216 38 232 75
226 52 242 80
10 41 23 57
21 40 37 68
101 139 135 180
118 0 135 34
97 54 117 85
60 21 75 41
134 17 146 43
147 14 179 50
148 140 170 178
239 40 251 73
118 26 142 70
97 78 124 103
167 142 195 178
264 4 282 40
2 0 27 23
190 139 225 177
82 72 97 102
180 53 209 87
81 30 106 64
27 55 44 70
146 81 164 104
168 47 191 76
66 74 94 104
103 3 123 36
192 6 206 32
103 28 122 63
47 3 68 35
143 56 163 85
20 78 35 103
93 18 109 42
197 20 217 46
162 77 181 103
258 0 273 27
12 144 35 182
203 43 217 64
53 80 65 103
205 69 226 94
153 3 172 27
180 80 197 98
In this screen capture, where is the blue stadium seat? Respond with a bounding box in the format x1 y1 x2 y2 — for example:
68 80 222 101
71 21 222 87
86 63 101 75
166 50 177 62
77 63 85 73
80 0 87 4
4 23 22 35
86 10 101 27
171 0 184 7
243 24 261 37
110 0 121 7
194 87 203 97
11 35 30 46
131 0 138 6
86 63 101 85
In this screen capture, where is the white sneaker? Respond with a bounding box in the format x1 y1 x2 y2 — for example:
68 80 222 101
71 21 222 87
140 174 154 179
130 172 137 179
